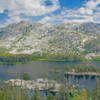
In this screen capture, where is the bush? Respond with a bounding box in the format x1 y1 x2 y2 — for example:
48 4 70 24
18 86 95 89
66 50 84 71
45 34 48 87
22 73 30 80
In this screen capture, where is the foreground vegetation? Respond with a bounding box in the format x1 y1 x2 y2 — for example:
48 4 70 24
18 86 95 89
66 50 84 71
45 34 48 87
0 78 100 100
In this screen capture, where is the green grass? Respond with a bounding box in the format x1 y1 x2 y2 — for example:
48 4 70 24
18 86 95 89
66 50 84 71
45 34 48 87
92 56 100 61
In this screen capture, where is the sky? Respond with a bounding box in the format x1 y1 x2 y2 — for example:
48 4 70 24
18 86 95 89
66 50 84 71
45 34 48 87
0 0 100 27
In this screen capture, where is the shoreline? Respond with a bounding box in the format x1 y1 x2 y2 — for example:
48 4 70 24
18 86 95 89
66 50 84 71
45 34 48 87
0 58 100 65
65 72 100 77
51 70 100 77
6 78 61 92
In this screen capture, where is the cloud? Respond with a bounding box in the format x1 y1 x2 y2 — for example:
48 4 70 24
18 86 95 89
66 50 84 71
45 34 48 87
0 0 59 16
78 7 93 15
6 16 29 25
0 0 100 26
39 9 93 24
85 0 100 9
0 10 4 13
39 0 100 24
0 0 59 26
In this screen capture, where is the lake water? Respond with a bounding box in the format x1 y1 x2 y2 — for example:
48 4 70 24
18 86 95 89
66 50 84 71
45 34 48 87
0 32 3 36
0 61 100 91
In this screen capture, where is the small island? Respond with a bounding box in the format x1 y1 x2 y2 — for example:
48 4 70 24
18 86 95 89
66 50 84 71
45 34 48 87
52 64 100 77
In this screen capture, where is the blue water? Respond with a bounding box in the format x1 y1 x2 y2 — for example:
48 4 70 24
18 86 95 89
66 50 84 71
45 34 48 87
0 61 100 91
0 32 3 36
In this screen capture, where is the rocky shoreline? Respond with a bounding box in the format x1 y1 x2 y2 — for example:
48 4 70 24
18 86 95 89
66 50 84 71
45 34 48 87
6 79 61 92
66 72 100 76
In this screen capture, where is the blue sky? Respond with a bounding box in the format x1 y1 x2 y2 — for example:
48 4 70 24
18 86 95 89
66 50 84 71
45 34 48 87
59 0 87 9
0 0 100 27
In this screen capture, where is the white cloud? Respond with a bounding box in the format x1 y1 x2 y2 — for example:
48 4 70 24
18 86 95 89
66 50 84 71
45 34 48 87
79 7 93 15
39 9 94 24
6 16 29 25
85 0 100 9
0 10 4 13
0 0 59 16
39 16 52 24
0 0 59 26
1 0 100 26
39 0 100 24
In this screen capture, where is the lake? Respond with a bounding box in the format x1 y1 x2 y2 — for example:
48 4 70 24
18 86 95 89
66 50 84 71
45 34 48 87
0 32 3 36
0 61 100 91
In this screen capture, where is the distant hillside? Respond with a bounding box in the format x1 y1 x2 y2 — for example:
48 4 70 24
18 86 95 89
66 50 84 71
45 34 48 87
0 21 100 60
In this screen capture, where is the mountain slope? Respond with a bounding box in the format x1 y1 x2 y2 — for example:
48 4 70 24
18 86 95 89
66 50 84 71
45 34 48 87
0 21 100 59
